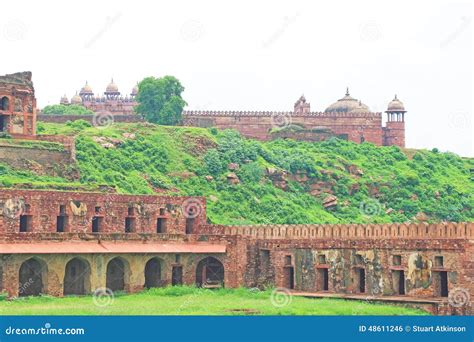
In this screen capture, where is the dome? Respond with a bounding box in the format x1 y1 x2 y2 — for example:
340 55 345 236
105 78 119 93
325 88 370 113
386 94 405 112
131 83 138 96
80 81 93 95
60 94 69 105
71 92 82 105
350 100 370 114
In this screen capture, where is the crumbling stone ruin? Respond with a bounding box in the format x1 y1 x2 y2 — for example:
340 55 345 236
0 190 472 315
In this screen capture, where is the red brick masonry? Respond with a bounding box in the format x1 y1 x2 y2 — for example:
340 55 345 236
0 190 472 315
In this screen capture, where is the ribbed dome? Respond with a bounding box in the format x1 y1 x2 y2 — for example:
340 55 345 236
60 94 69 105
70 92 82 105
80 81 93 94
386 95 405 112
105 78 119 93
325 88 370 113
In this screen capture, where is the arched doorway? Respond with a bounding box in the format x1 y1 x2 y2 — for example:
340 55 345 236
144 258 162 288
196 257 224 288
19 258 47 296
63 258 91 295
0 97 9 111
106 257 128 292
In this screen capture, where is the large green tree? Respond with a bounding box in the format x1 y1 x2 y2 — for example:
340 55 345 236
135 76 187 125
42 104 94 115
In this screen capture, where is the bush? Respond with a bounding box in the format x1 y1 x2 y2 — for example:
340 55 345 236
42 104 94 115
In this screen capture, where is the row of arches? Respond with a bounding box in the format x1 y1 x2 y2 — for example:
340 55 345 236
16 256 224 297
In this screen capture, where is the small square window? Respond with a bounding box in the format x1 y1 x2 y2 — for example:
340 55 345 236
393 255 402 266
318 255 327 264
435 256 444 267
95 206 101 214
128 207 134 216
285 255 292 265
175 254 181 263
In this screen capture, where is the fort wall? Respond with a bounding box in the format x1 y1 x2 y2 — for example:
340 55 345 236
0 190 471 315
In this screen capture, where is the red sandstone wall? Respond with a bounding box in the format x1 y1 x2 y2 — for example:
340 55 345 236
0 190 207 235
384 121 405 147
183 111 384 145
0 72 36 137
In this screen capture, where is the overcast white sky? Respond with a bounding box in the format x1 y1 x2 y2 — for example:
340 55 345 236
1 0 472 156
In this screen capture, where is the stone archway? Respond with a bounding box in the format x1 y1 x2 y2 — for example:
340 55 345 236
106 257 129 292
19 258 47 296
144 258 163 289
196 257 224 288
0 96 9 111
63 258 91 295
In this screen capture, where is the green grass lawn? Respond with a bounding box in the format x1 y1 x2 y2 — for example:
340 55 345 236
0 287 428 315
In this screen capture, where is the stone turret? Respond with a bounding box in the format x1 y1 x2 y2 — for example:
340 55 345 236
294 95 310 114
383 94 406 147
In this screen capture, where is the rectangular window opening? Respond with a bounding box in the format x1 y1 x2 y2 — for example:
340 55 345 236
185 218 194 234
157 218 167 233
92 216 103 233
125 217 136 233
19 215 32 232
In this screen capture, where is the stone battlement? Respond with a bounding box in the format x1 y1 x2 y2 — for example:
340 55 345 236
203 222 474 240
183 110 382 118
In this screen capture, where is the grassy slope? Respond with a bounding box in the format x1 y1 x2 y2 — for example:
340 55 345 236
1 120 472 225
0 287 427 315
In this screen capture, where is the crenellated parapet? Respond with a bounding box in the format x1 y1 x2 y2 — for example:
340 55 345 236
182 110 382 118
202 222 474 240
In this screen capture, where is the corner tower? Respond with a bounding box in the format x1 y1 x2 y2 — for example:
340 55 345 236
0 71 37 137
383 95 406 147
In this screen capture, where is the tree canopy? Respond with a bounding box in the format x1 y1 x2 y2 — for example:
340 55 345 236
41 104 94 115
135 76 187 125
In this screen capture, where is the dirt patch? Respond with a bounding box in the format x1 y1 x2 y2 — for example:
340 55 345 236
226 308 262 315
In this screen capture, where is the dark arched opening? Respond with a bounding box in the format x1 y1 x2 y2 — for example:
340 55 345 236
0 97 9 111
144 258 162 289
196 257 224 288
64 258 91 295
19 258 47 296
106 257 128 292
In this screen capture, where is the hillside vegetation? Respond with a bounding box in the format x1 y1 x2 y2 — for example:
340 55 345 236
1 120 472 225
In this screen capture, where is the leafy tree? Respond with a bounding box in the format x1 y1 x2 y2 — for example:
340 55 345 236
135 76 187 125
42 104 94 115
